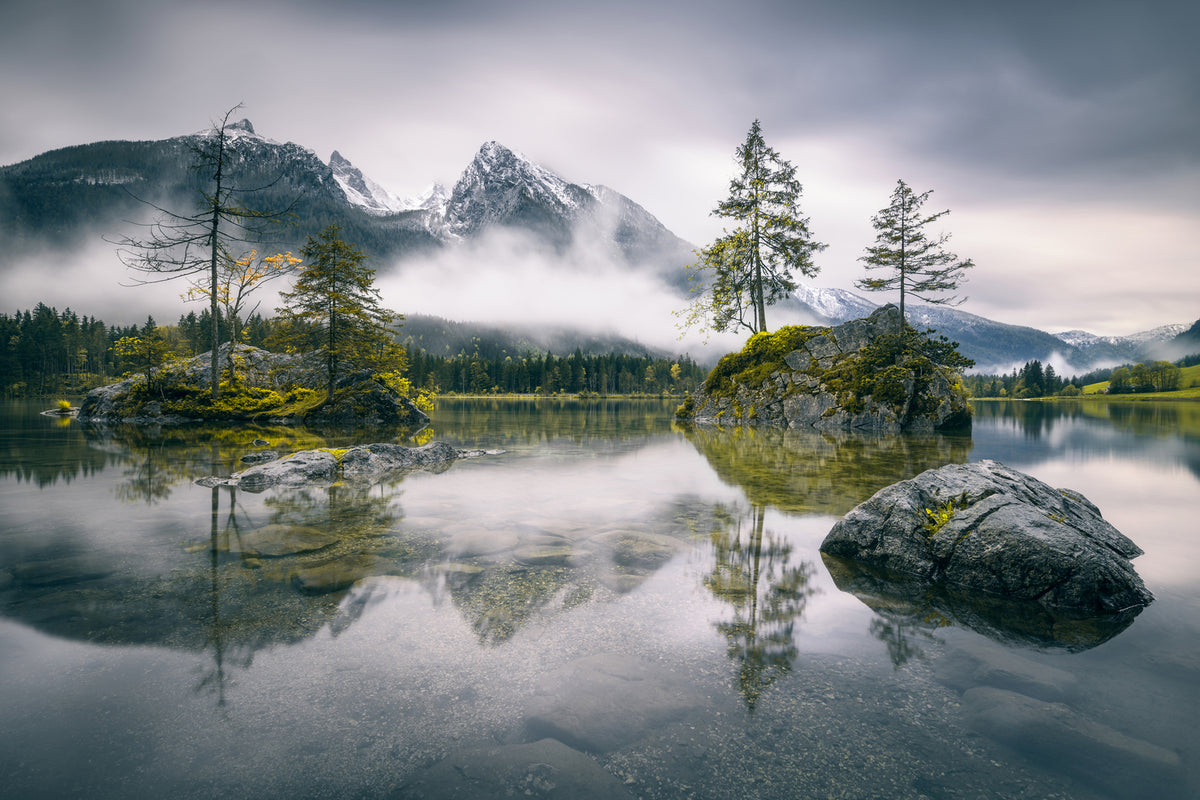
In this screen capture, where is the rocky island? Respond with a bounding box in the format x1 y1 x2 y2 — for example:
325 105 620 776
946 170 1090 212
75 343 430 428
677 305 972 433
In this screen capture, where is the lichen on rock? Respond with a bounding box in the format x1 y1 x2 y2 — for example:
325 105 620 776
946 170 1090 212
819 459 1153 614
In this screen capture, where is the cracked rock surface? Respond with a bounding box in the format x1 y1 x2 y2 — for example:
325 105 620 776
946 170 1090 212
820 459 1153 613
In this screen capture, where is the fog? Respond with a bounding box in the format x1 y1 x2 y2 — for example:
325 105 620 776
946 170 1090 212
375 227 753 361
0 229 756 364
0 239 289 330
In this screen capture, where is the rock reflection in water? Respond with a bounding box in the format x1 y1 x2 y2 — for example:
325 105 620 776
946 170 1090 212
823 554 1144 662
681 424 971 515
704 503 816 710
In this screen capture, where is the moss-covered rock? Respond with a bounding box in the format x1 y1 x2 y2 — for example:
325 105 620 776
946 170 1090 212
77 343 430 428
682 305 972 433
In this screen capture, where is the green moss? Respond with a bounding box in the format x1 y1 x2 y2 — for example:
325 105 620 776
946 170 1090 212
675 396 695 420
703 325 824 398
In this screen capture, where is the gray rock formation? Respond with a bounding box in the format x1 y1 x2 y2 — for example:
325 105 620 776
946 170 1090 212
198 441 491 491
684 305 972 433
820 459 1152 613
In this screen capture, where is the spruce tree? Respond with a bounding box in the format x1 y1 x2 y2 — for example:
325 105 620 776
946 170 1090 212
277 225 401 399
856 179 974 321
678 120 825 337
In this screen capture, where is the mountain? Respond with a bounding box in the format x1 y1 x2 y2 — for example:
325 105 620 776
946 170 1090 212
2 121 1188 370
0 118 441 259
440 141 692 284
0 123 690 285
790 283 1189 375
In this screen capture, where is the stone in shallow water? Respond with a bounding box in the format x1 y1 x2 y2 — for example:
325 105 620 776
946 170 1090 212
962 686 1185 797
239 450 278 464
225 524 341 557
291 553 386 594
401 738 633 799
523 653 703 753
934 638 1079 703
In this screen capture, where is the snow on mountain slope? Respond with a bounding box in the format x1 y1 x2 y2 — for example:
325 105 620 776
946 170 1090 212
329 150 409 215
791 283 878 323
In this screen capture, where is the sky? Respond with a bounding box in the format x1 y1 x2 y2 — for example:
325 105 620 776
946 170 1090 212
1 0 1197 342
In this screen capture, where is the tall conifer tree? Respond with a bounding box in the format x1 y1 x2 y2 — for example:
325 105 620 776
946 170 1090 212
678 120 824 337
277 225 401 398
856 179 974 321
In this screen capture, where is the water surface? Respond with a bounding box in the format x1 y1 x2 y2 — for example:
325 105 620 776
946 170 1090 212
1 397 1197 798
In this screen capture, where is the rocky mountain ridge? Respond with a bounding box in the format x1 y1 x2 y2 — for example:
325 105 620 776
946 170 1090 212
790 283 1192 374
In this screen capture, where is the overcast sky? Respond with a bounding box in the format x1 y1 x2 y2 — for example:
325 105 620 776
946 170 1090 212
1 0 1197 339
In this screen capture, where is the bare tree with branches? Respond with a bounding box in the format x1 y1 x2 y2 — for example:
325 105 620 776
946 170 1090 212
111 104 294 397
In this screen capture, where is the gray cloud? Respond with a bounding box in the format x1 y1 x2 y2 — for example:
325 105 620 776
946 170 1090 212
2 0 1196 337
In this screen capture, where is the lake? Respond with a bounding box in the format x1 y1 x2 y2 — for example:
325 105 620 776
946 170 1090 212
1 397 1197 799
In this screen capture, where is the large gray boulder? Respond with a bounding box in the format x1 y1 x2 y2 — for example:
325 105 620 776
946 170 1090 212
198 441 491 490
820 460 1152 613
683 305 972 433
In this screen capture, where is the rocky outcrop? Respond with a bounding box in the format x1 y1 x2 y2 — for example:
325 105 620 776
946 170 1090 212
820 460 1153 613
681 305 972 433
76 343 430 428
198 441 492 491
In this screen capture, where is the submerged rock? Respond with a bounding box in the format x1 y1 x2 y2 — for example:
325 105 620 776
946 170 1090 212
681 305 972 433
401 738 634 799
819 460 1152 613
962 687 1185 798
197 441 493 490
524 653 704 753
824 553 1143 652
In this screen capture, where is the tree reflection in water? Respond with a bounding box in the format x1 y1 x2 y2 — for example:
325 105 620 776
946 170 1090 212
704 503 816 711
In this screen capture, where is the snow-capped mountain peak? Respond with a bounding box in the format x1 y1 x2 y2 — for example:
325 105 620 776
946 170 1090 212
400 183 449 214
329 150 409 215
192 118 279 146
791 282 878 323
443 141 594 239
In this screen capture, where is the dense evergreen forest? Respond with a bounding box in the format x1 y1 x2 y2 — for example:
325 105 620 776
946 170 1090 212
963 356 1197 397
0 304 706 398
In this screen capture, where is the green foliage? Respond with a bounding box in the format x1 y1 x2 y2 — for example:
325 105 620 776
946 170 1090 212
822 327 973 417
277 225 403 396
922 498 958 535
375 368 437 412
856 179 974 320
676 120 825 338
703 325 822 397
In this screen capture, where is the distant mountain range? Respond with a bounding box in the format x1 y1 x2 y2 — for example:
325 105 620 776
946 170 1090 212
1 120 1193 372
0 119 691 286
789 283 1190 375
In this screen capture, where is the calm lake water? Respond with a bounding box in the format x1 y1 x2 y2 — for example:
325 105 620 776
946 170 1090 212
1 397 1197 799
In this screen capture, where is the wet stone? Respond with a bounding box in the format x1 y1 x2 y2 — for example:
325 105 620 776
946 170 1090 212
225 524 342 558
935 638 1079 703
514 545 577 567
401 738 634 799
524 653 705 753
291 553 388 594
962 686 1185 798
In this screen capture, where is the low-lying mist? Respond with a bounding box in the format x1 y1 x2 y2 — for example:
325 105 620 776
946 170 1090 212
375 227 747 362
